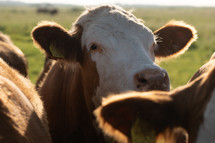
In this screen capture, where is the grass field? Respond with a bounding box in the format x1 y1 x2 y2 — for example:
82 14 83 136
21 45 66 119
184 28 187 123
0 5 214 89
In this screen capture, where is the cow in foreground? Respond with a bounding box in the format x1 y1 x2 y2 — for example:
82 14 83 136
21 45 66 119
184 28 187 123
32 5 197 143
0 32 28 77
0 58 51 142
95 52 215 143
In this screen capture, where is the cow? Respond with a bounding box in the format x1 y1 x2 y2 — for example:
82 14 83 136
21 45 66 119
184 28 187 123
31 5 197 143
49 9 58 15
94 52 215 143
0 32 28 77
37 7 58 15
0 58 51 142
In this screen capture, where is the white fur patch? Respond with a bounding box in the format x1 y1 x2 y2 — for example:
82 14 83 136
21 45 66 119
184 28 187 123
75 5 167 106
196 88 215 143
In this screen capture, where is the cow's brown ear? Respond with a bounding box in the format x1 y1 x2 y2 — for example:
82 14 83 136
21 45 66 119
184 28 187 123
94 97 136 143
31 21 83 62
94 92 172 143
154 20 197 59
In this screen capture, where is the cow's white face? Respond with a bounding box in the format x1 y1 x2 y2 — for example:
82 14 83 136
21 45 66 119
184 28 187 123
32 5 197 107
76 6 166 106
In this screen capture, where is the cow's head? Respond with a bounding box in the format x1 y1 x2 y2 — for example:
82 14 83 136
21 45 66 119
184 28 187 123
32 5 197 107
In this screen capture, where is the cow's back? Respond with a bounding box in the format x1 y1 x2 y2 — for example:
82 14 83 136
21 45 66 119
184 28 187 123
0 59 45 123
0 42 28 77
0 32 28 77
0 59 51 142
0 75 50 143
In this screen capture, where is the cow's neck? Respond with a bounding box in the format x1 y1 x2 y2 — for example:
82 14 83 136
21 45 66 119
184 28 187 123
39 60 100 142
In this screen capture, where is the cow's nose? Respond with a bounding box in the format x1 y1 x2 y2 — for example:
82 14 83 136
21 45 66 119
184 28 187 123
134 69 170 91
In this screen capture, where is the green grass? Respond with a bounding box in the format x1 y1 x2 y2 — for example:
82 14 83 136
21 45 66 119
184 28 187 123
0 6 84 82
0 5 214 89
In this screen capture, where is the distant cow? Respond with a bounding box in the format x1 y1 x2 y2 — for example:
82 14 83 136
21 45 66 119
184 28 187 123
0 58 51 142
0 32 28 77
32 5 197 143
37 7 48 13
37 7 58 15
95 52 215 143
49 9 58 15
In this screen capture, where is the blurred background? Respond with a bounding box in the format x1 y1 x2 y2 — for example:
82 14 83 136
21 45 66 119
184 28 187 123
0 0 215 89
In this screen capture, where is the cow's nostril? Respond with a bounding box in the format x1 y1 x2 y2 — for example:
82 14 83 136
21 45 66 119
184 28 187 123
136 75 148 89
134 69 170 91
138 77 147 84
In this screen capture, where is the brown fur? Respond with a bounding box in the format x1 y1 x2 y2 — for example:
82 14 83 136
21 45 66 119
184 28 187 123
32 22 83 62
0 59 51 142
154 21 197 59
0 32 28 77
39 60 103 143
95 55 215 143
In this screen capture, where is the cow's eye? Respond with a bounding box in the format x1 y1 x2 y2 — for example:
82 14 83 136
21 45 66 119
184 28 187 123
90 44 98 51
89 43 102 53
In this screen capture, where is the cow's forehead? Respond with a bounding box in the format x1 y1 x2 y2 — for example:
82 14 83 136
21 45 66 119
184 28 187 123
77 5 140 25
75 5 155 48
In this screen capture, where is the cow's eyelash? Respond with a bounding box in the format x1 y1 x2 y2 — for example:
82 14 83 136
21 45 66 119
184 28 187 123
154 35 162 43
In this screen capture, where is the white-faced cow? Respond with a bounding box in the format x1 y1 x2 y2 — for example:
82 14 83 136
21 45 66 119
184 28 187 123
32 5 197 143
95 52 215 143
0 58 51 142
0 32 28 77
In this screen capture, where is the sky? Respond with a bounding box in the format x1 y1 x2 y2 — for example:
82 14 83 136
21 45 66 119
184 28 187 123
2 0 215 7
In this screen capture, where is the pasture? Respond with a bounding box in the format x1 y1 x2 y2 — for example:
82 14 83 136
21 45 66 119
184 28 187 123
0 5 214 88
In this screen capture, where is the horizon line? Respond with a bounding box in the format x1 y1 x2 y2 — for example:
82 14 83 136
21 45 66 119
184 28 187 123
1 0 215 7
